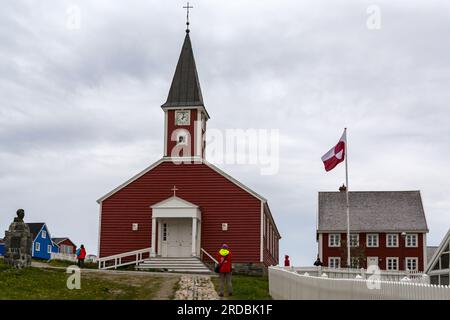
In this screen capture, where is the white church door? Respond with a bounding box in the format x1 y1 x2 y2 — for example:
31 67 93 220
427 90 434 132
164 219 192 257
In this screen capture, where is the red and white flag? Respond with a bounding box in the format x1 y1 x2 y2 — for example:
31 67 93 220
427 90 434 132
321 129 346 172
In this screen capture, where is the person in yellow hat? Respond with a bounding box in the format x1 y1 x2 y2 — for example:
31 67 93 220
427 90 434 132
216 243 233 297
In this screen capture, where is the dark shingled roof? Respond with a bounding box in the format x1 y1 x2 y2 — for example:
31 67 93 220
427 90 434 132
52 238 68 245
318 191 428 232
26 223 45 240
427 246 439 263
162 32 204 108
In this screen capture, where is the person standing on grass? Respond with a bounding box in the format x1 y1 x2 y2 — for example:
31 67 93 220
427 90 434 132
216 243 233 297
76 244 86 268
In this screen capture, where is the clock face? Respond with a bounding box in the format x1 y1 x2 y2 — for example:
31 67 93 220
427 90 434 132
175 110 190 126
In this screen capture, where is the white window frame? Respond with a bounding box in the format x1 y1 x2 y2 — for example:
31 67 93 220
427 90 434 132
405 234 418 248
328 257 341 269
386 257 399 271
350 234 359 247
366 234 379 248
386 234 399 248
328 234 341 247
47 245 52 254
405 257 418 271
41 230 46 239
35 242 40 252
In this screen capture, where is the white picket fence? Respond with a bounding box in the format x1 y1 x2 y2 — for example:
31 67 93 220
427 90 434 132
292 266 427 283
50 252 77 262
269 267 450 300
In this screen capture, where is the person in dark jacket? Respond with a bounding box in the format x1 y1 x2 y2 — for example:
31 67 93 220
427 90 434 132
313 255 323 267
76 245 86 268
216 244 232 297
284 255 291 267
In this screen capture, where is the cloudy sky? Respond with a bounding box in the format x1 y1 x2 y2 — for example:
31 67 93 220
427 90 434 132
1 0 450 265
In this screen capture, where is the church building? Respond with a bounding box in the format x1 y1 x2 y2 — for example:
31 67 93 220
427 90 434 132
97 26 280 273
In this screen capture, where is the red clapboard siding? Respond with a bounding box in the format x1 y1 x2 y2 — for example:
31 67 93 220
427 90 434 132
99 161 271 265
321 232 425 271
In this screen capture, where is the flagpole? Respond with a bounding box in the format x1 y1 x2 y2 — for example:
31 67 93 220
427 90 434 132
345 128 350 268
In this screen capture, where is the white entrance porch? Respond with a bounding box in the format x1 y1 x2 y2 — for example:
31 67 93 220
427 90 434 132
150 196 201 258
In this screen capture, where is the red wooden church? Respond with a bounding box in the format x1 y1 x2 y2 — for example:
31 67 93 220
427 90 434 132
97 28 280 273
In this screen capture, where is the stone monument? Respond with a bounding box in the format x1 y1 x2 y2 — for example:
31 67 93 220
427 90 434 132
4 209 32 268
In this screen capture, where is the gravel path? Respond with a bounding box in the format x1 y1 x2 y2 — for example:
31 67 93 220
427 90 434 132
174 275 220 300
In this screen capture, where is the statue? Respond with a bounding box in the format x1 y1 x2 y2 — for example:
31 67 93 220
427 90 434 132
3 209 32 269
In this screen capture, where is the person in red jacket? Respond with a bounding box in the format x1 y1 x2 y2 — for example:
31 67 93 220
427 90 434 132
76 244 86 268
216 244 232 297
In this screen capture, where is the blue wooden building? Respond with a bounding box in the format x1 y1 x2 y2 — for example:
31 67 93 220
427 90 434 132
0 238 4 256
27 223 59 260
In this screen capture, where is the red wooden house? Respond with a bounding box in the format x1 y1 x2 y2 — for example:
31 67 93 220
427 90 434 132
52 238 77 255
97 29 280 273
317 190 429 271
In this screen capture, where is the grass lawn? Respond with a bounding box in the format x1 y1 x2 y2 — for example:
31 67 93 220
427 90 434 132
0 261 166 300
211 274 272 300
46 259 97 269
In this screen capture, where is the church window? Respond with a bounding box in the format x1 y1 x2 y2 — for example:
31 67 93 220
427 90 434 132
163 223 168 241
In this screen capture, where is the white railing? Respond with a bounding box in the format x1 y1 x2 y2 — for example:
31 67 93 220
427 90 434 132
50 252 77 262
201 248 218 264
98 247 151 270
269 266 450 300
292 266 427 283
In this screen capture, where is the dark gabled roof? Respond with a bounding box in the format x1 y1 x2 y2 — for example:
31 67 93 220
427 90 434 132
161 32 204 108
52 237 76 247
52 238 68 245
26 223 45 240
318 191 429 232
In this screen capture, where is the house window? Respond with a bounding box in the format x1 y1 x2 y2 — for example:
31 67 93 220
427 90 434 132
162 223 168 241
328 257 341 268
405 257 418 271
328 234 340 247
405 234 418 248
350 234 359 247
48 245 52 254
366 234 379 247
35 242 40 252
351 257 360 268
42 230 46 239
386 257 399 271
387 234 398 247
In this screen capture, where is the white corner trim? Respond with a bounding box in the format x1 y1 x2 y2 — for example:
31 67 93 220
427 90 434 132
164 110 168 156
423 234 427 271
318 234 323 261
97 202 102 257
260 201 264 263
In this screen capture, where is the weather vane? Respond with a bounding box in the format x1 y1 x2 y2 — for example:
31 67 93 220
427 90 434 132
183 2 193 33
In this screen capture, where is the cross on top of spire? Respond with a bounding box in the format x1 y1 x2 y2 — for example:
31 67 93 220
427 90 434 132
183 2 193 33
171 185 179 197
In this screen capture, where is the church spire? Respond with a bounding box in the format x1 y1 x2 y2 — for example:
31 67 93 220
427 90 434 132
161 31 204 108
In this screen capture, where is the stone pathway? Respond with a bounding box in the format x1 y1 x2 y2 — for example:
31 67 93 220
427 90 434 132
174 275 220 300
